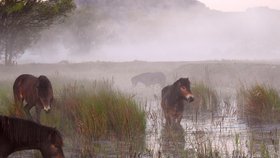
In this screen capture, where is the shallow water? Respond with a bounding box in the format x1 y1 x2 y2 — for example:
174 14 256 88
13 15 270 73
8 95 280 158
145 97 280 158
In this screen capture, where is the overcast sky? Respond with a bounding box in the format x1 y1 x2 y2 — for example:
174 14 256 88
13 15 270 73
199 0 280 11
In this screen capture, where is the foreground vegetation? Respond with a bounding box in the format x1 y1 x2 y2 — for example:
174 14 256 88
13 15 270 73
0 79 146 156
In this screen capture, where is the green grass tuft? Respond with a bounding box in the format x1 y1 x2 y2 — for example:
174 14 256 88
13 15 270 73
238 84 280 122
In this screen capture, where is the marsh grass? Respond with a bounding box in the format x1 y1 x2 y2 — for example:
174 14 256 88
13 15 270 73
57 80 146 139
238 84 280 123
0 82 23 116
55 80 146 156
261 143 270 158
2 76 280 157
0 88 10 114
190 82 219 113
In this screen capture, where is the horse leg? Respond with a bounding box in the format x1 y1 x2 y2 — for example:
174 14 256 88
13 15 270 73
166 117 172 126
161 100 172 125
24 103 33 120
35 105 42 124
165 110 173 126
162 107 171 126
177 113 183 124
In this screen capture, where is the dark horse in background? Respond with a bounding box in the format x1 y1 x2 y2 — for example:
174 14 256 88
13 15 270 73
0 115 64 158
161 78 194 126
13 74 54 123
131 72 166 87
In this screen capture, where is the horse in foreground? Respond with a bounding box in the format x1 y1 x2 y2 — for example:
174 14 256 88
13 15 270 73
0 115 64 158
13 74 54 123
161 78 194 125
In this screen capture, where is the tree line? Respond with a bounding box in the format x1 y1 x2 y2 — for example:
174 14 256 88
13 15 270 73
0 0 75 65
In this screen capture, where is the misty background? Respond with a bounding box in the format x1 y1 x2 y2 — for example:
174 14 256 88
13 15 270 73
20 0 280 63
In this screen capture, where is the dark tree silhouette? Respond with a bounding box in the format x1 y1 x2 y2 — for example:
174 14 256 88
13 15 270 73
0 0 75 65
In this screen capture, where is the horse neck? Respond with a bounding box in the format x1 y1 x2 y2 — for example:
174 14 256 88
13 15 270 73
166 86 180 105
1 116 51 146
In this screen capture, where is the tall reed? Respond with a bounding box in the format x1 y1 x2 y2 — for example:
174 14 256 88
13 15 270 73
55 80 146 156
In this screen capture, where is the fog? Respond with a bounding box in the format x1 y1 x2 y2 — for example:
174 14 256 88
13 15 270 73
199 0 280 12
21 0 280 63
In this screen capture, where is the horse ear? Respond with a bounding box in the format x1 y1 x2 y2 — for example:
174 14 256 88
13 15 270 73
173 78 182 86
38 75 49 83
35 79 40 89
51 130 63 146
38 75 45 79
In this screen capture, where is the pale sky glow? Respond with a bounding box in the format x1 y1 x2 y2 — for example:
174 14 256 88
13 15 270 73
198 0 280 11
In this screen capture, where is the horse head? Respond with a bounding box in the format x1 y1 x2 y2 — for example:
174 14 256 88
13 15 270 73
173 78 194 103
37 75 54 112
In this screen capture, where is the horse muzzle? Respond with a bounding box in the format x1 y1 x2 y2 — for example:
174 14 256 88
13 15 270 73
43 105 51 112
185 94 194 103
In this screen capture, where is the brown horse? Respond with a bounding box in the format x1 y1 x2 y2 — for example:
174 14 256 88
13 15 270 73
0 115 64 158
161 78 194 126
131 72 166 87
13 74 54 123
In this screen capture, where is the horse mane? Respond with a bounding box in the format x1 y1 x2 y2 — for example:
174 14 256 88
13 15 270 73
38 75 52 89
0 115 62 146
163 78 191 105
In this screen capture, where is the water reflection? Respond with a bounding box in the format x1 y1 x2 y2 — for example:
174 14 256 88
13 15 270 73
145 97 280 158
160 123 185 157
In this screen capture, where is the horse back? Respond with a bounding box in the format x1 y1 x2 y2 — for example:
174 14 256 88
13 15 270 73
0 115 64 157
131 72 166 87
